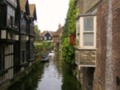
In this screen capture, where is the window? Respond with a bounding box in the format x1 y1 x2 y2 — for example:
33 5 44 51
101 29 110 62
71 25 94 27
0 5 6 27
0 46 4 71
84 17 93 31
77 16 96 48
49 36 51 40
10 16 13 27
76 19 80 45
7 5 15 27
44 36 47 40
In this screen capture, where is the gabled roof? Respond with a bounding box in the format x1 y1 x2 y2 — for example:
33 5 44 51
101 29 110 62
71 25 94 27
29 4 37 20
49 31 55 37
16 0 30 15
40 31 54 37
53 27 63 37
19 0 27 11
40 31 48 37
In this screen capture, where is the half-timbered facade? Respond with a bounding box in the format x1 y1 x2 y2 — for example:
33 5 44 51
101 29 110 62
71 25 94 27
14 0 30 72
0 0 17 85
28 4 37 62
0 0 37 88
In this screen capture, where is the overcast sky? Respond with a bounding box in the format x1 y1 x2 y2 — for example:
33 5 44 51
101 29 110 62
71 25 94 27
29 0 69 32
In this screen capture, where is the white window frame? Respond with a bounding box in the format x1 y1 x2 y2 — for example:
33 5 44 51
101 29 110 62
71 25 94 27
49 36 51 40
44 36 47 40
77 15 96 49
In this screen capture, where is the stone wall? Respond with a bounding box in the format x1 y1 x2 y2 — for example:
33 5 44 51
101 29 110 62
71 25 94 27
75 49 96 66
77 0 101 14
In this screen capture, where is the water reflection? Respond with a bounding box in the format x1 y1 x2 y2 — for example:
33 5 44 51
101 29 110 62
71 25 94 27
8 54 81 90
36 60 62 90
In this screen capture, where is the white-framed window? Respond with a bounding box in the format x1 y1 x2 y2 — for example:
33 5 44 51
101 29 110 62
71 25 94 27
49 36 51 40
44 36 47 40
77 15 96 48
76 19 80 46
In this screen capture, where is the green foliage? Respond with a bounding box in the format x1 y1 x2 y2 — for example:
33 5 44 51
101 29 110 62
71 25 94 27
34 41 52 57
62 0 76 64
62 62 81 90
62 37 75 64
34 25 40 42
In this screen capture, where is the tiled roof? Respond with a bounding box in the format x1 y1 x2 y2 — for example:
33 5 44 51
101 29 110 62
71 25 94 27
29 4 35 17
53 27 63 37
40 31 48 37
19 0 27 11
49 31 55 36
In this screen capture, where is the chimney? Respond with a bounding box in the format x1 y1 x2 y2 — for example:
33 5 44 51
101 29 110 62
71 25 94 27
58 24 62 29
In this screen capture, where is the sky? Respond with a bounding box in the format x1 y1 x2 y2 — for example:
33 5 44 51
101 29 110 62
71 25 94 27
29 0 69 32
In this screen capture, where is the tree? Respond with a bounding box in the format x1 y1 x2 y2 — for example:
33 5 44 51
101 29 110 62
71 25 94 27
62 0 76 64
34 25 40 42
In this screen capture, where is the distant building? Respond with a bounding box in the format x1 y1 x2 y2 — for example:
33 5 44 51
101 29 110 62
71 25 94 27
40 31 53 41
52 24 63 50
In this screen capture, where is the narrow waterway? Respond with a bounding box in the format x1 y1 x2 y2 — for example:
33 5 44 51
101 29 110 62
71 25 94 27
8 54 81 90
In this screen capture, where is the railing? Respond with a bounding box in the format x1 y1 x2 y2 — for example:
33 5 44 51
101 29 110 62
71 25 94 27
75 48 96 67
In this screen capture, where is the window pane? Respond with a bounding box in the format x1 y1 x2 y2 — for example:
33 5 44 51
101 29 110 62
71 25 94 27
49 36 51 40
76 20 80 33
83 33 94 46
84 17 93 31
44 36 47 40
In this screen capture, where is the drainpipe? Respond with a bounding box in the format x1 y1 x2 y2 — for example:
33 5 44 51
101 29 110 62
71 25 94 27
105 0 114 90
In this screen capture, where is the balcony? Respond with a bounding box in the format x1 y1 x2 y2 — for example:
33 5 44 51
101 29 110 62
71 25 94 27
75 48 96 68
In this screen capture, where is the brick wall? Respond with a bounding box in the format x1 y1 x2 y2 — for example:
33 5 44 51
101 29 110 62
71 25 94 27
93 0 120 90
93 1 107 90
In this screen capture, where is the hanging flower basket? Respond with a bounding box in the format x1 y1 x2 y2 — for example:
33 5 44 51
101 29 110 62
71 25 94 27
70 34 75 45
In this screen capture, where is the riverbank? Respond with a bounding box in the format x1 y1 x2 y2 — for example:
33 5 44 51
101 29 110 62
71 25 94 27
7 54 81 90
0 57 41 90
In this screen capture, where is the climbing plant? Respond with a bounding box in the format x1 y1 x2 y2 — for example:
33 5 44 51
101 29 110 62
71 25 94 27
62 0 76 65
62 37 75 64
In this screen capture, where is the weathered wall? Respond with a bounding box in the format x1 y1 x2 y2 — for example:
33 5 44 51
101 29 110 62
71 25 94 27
83 0 101 13
112 0 120 90
93 0 120 90
81 67 95 90
93 1 107 90
76 0 120 90
78 0 101 14
75 49 96 66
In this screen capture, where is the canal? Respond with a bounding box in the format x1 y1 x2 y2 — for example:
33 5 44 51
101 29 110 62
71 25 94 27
8 54 81 90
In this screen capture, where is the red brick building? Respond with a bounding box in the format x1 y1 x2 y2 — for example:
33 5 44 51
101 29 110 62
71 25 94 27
76 0 120 90
93 0 120 90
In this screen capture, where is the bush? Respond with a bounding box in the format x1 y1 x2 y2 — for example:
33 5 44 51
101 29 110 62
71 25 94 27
62 37 75 64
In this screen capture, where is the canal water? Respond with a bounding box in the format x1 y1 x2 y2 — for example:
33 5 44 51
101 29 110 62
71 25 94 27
8 54 81 90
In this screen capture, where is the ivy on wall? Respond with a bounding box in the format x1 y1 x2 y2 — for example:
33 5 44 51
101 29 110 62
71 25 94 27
62 0 77 64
